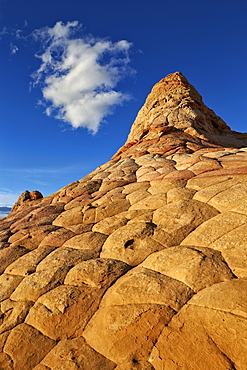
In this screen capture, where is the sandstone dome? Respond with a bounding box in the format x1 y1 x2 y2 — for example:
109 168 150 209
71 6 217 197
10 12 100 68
1 72 247 370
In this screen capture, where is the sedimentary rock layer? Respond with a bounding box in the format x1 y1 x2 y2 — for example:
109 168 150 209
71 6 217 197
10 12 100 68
1 72 247 370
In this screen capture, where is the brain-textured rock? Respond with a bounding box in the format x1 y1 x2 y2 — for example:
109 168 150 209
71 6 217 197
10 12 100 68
1 72 247 369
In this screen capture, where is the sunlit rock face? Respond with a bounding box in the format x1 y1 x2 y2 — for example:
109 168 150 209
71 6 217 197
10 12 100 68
1 72 247 370
127 72 247 146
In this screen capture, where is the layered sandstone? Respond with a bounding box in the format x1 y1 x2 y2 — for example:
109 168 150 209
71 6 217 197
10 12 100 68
1 72 247 370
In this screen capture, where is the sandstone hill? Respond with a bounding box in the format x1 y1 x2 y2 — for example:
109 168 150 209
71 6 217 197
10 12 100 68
1 72 247 370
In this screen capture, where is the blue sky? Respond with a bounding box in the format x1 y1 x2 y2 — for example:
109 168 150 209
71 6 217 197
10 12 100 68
0 0 246 207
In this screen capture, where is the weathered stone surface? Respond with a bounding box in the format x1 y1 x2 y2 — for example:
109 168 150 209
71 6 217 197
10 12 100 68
150 279 247 370
37 337 116 370
148 178 187 194
189 157 222 175
0 230 12 243
92 214 128 234
62 231 107 252
153 199 219 244
99 180 129 192
181 211 247 247
181 211 247 276
127 210 153 223
0 245 28 274
186 173 233 190
10 268 68 302
0 274 23 302
10 205 64 232
149 318 235 370
32 365 50 370
163 168 195 180
25 285 100 340
0 300 33 334
0 353 13 370
7 226 57 251
26 260 131 341
231 199 247 215
208 182 247 211
207 224 247 277
129 194 167 210
82 205 96 223
122 181 150 194
52 206 83 227
5 245 56 276
192 176 247 211
91 187 124 206
64 258 130 288
64 193 93 210
83 304 175 364
115 362 155 370
39 227 76 247
0 207 37 231
95 198 130 222
126 189 150 205
141 246 234 292
8 225 57 249
100 267 194 311
36 246 96 271
219 153 247 168
100 222 166 265
9 247 95 302
4 323 56 370
0 331 13 369
166 186 196 203
1 72 247 369
65 222 93 234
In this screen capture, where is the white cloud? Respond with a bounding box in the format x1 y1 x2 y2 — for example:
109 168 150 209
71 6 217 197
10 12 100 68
0 190 19 207
10 42 18 54
0 26 8 37
31 21 134 133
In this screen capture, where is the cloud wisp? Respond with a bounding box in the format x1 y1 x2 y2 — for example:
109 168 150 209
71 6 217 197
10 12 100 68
10 42 18 54
0 163 97 190
31 21 134 133
0 189 20 207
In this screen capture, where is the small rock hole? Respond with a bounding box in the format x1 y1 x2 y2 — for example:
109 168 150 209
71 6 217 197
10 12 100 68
139 129 149 140
124 239 135 249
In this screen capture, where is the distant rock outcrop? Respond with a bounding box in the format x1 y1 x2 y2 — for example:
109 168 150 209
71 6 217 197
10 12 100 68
12 190 43 212
1 72 247 370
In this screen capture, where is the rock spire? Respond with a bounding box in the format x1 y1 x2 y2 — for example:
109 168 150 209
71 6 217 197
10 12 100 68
113 72 247 159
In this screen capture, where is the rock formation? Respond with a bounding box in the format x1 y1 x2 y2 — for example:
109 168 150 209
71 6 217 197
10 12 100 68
1 72 247 370
12 190 43 213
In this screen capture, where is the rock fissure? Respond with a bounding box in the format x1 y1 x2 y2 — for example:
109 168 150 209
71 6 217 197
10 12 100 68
187 303 247 319
205 333 238 370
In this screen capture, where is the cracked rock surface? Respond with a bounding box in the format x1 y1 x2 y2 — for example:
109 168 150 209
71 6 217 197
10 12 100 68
1 72 247 369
